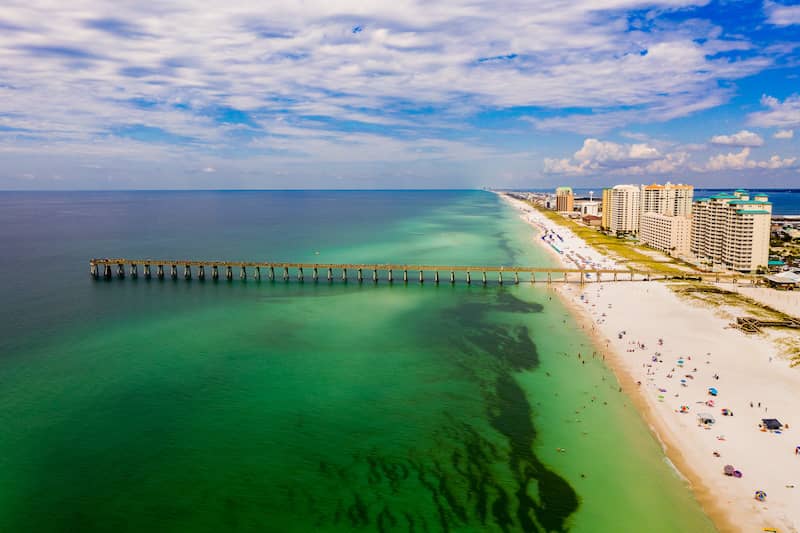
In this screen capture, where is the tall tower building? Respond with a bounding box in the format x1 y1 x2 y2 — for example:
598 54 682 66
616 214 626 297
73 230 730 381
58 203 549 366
601 188 612 230
609 185 641 234
690 190 771 272
638 182 694 257
640 182 694 216
555 186 574 212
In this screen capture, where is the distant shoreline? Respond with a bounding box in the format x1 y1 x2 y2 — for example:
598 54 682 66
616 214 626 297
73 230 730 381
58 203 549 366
497 191 800 533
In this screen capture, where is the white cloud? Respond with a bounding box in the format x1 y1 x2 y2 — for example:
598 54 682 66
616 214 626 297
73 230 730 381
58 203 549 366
774 129 794 139
765 1 800 26
710 129 764 147
0 1 795 187
202 166 216 173
0 2 777 146
701 147 796 171
544 138 680 174
748 94 800 128
705 147 755 170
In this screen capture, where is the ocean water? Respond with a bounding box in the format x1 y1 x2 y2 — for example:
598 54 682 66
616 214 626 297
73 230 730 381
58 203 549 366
0 191 715 532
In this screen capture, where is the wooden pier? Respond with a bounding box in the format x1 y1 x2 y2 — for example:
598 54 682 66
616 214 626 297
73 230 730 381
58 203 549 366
89 258 759 286
734 316 800 334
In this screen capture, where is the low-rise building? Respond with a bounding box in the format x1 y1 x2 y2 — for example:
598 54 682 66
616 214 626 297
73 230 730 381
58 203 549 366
582 214 602 227
575 200 600 216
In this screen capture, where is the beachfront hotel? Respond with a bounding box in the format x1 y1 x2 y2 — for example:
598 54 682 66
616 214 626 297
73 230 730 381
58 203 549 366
601 188 612 230
555 186 574 213
690 190 772 272
640 182 693 217
638 183 694 257
608 184 641 234
640 212 692 257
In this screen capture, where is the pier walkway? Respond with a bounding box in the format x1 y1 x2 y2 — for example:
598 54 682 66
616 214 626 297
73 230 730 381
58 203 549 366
89 258 759 285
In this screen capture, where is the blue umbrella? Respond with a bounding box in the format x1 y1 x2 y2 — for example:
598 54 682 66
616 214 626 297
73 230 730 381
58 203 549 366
708 387 718 396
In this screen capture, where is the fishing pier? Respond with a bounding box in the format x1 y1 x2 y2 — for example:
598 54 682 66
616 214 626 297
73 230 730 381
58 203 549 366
89 259 758 286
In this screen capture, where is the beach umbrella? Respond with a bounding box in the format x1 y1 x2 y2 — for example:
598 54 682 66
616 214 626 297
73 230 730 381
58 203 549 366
755 490 767 502
723 465 735 476
708 387 718 396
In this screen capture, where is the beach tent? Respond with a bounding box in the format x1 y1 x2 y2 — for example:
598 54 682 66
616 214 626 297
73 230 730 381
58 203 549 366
723 465 735 476
762 419 783 431
698 413 716 425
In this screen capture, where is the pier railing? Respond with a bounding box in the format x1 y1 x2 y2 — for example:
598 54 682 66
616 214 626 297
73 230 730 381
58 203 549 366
89 258 759 285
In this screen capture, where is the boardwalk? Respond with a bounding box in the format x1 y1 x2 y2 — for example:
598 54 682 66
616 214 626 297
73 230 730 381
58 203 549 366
89 258 760 285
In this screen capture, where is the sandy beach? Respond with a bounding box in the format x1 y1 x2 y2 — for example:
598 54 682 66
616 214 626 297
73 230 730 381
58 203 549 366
501 193 800 533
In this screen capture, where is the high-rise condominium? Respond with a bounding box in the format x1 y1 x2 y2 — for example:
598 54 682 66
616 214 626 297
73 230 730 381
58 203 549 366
555 186 574 212
609 185 641 234
639 183 694 257
691 190 771 272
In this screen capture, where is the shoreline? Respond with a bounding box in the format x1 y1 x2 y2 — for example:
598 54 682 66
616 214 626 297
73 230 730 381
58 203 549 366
499 192 800 533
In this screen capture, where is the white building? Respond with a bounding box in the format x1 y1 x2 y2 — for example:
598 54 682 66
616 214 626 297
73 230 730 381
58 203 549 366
575 200 600 216
641 182 693 217
691 190 772 272
640 212 692 257
609 185 641 234
638 182 694 256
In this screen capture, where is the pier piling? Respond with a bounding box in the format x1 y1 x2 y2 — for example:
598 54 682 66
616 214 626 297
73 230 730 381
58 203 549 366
91 259 738 288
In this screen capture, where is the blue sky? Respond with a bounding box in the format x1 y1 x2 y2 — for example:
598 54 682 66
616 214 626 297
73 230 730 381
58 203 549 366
0 0 799 189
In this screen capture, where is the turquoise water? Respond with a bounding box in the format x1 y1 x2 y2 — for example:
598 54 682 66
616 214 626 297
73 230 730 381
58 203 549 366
0 191 715 531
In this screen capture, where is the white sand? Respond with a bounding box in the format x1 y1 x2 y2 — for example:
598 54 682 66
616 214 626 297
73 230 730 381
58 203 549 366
720 283 800 320
501 193 800 532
